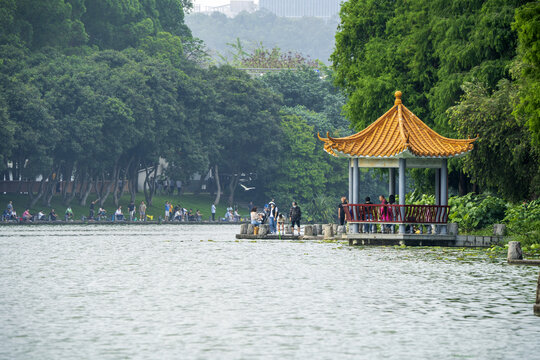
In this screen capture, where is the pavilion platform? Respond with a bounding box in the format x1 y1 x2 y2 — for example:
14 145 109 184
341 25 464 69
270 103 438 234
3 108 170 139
346 233 504 247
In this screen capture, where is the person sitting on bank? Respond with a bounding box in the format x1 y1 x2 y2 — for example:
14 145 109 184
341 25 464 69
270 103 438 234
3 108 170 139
250 207 262 225
37 210 45 221
174 209 182 221
65 207 73 221
22 209 32 222
98 207 107 220
196 209 202 222
115 206 124 221
49 209 57 221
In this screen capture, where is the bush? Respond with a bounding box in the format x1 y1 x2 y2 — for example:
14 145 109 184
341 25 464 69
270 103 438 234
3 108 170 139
303 194 336 223
503 199 540 246
448 193 508 232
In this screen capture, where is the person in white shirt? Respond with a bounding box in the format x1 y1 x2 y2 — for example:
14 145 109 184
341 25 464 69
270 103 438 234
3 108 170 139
115 206 124 221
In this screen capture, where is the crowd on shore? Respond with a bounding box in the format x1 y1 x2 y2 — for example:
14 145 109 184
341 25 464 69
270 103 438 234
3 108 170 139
1 199 246 224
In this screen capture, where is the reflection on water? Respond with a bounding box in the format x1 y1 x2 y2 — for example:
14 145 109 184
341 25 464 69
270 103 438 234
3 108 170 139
0 225 538 359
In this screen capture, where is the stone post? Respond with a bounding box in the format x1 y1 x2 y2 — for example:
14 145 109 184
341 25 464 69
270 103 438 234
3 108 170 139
323 224 334 239
448 223 458 236
247 224 255 235
304 225 314 236
317 224 323 235
285 225 292 234
337 225 345 234
240 223 248 234
259 224 269 236
507 241 523 261
493 224 507 236
312 225 318 236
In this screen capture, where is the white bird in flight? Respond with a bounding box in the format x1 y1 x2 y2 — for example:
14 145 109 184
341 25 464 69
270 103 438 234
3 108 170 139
240 184 255 191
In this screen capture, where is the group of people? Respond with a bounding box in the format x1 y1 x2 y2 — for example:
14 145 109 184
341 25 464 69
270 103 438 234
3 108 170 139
250 200 302 235
2 201 68 222
164 201 202 222
338 194 397 233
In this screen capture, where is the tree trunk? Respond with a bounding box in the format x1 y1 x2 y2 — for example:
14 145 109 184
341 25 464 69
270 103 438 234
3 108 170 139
227 173 239 206
43 164 61 207
28 170 51 208
117 156 133 203
79 177 94 206
143 162 158 207
64 171 80 206
100 161 118 207
61 162 74 203
213 164 221 206
458 170 467 196
129 158 138 202
113 165 122 207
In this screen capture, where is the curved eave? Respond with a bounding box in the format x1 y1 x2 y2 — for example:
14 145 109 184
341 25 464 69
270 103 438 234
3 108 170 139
323 145 475 159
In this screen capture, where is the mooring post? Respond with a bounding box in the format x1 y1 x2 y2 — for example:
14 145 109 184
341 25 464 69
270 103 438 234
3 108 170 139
507 241 523 261
535 272 540 316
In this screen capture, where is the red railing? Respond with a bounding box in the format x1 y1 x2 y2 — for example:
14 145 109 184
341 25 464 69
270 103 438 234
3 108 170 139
343 204 449 224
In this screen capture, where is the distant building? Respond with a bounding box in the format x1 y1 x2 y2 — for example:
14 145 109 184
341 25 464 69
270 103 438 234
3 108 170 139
259 0 341 19
192 0 257 17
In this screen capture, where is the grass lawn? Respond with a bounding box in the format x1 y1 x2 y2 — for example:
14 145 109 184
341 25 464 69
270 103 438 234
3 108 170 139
0 193 249 221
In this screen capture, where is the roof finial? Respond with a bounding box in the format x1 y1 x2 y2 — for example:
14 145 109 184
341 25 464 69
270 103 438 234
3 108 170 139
394 91 402 105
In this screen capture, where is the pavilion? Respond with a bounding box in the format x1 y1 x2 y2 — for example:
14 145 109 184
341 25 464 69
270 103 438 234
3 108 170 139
318 91 476 235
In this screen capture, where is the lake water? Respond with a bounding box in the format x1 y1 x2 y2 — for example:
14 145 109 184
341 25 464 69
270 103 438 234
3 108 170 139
0 224 539 359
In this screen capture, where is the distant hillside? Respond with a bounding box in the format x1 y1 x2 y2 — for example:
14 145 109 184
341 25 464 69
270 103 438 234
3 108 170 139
186 10 338 64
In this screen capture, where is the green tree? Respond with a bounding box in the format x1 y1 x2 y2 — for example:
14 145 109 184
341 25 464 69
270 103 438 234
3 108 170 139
266 113 328 205
203 65 282 206
513 1 540 147
448 80 540 200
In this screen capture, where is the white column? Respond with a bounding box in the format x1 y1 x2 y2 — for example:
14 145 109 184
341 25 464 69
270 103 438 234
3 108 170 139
434 168 441 233
399 158 406 234
348 159 353 203
352 158 359 233
440 159 448 235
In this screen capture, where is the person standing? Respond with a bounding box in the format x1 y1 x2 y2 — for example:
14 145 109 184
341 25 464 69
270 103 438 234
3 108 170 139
338 196 348 226
363 197 375 234
379 195 389 233
164 201 170 221
289 201 302 236
139 201 146 221
89 199 98 220
128 201 136 221
211 203 216 221
268 202 278 234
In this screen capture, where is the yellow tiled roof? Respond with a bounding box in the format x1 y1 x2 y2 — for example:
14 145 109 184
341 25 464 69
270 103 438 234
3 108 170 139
318 91 476 158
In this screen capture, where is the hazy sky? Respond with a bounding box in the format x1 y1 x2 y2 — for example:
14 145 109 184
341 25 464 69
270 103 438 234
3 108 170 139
193 0 259 7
